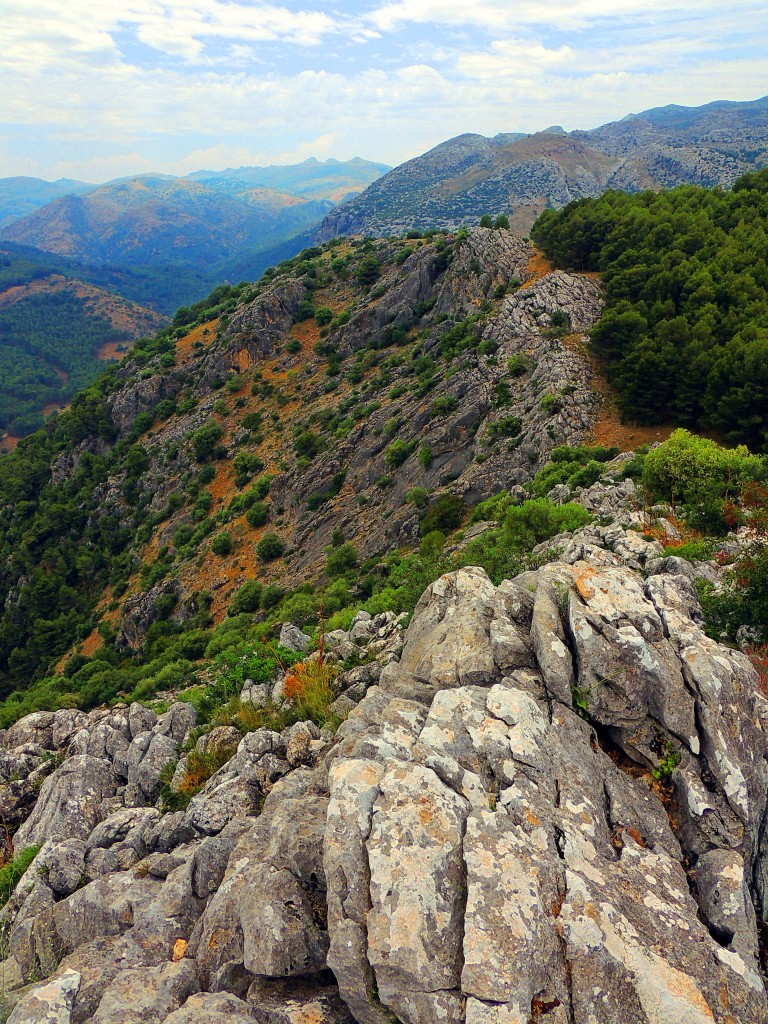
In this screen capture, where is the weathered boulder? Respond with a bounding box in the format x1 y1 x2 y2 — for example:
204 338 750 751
92 960 200 1023
14 756 117 849
324 566 768 1024
162 991 258 1023
279 623 312 653
7 968 81 1024
195 771 329 992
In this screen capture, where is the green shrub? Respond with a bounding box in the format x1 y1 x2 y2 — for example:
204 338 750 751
191 422 225 461
643 429 765 510
700 546 768 644
325 543 358 577
245 502 269 528
430 396 458 418
241 412 263 432
418 444 433 469
211 532 234 556
507 354 533 377
540 394 561 415
0 846 41 904
385 439 416 468
407 486 429 508
257 533 285 561
487 416 522 439
233 451 265 488
421 494 465 535
229 581 263 615
504 498 592 549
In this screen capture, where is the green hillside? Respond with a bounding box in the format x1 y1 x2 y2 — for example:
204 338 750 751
532 169 768 449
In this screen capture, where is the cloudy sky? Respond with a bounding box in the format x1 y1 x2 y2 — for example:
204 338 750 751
2 0 767 182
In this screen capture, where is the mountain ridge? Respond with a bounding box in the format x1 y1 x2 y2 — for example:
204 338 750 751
316 94 768 240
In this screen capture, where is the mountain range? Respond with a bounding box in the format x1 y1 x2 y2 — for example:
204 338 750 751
316 94 768 239
1 94 767 440
0 159 389 437
0 169 767 1023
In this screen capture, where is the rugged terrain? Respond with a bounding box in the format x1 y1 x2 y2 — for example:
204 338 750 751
0 225 609 680
1 199 767 1023
317 95 768 239
0 160 391 313
0 242 168 442
0 481 767 1023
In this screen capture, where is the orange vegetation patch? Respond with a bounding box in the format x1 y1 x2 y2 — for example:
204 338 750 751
180 516 270 623
0 435 19 452
80 629 105 657
521 250 553 288
209 460 236 505
42 401 67 417
95 341 128 361
175 319 219 363
288 316 320 352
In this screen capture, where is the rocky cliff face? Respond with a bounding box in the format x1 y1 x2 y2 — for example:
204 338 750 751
1 495 767 1023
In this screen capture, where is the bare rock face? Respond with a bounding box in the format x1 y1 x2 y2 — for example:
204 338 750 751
14 755 117 849
7 968 81 1024
325 564 768 1024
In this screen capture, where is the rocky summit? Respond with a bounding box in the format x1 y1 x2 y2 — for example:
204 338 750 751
1 489 767 1023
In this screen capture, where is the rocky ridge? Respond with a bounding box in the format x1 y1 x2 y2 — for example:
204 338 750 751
10 227 604 659
316 95 768 240
1 478 767 1024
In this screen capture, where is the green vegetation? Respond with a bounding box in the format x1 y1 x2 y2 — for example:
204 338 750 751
528 444 620 497
0 292 131 437
532 170 768 448
0 846 41 905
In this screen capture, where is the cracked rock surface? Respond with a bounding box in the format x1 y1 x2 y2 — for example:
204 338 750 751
1 528 768 1023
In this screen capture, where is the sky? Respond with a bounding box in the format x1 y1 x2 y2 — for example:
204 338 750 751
1 0 767 183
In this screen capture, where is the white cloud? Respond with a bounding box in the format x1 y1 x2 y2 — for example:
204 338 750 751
367 0 748 32
0 0 766 179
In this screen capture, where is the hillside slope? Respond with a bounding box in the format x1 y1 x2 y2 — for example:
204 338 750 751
0 245 167 440
187 156 391 203
0 226 607 693
0 477 766 1023
0 175 93 229
317 94 768 239
0 176 331 271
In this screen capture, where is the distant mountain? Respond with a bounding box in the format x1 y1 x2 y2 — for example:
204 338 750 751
0 242 166 439
0 162 393 313
316 95 768 239
187 156 391 203
0 176 93 229
0 176 331 270
0 177 336 315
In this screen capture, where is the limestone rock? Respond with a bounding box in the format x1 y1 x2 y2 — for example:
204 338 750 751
92 960 200 1023
162 991 258 1023
279 623 312 653
7 968 81 1024
14 756 117 849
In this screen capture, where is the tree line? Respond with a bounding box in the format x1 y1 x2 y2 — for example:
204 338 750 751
531 170 768 450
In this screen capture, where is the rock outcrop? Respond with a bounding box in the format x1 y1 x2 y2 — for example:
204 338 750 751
2 520 767 1023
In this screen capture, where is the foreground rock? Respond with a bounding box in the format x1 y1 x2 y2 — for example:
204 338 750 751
1 546 767 1024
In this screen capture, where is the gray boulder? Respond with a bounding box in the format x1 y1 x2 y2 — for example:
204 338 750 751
14 756 117 849
7 968 81 1024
